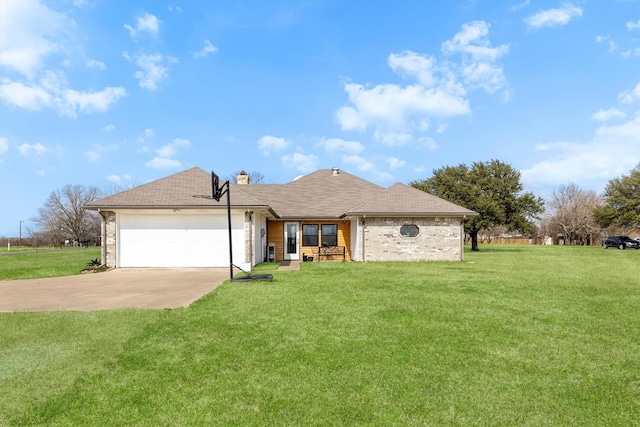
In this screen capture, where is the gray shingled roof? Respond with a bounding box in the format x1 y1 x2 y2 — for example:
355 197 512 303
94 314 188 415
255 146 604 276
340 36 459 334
347 182 477 216
86 167 477 218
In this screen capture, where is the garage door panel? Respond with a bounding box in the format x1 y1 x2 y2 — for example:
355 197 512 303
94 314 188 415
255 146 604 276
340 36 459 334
118 214 242 268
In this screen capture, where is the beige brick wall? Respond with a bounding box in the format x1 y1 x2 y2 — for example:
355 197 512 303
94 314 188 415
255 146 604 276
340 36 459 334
100 211 117 267
363 217 463 262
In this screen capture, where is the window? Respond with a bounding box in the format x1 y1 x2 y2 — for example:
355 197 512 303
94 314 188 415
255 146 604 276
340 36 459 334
400 224 419 237
302 224 318 246
321 224 338 246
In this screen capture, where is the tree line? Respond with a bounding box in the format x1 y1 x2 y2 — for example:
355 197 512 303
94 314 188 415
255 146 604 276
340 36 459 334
23 162 640 250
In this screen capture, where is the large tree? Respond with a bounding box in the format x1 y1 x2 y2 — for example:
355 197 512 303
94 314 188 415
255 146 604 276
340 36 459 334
593 163 640 229
412 159 544 251
32 184 102 244
546 183 602 245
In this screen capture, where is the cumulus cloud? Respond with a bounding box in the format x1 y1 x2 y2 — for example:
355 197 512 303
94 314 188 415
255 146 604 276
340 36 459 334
0 0 72 77
619 83 640 104
124 13 160 38
129 53 175 91
335 21 509 147
592 108 626 122
258 135 288 155
522 112 640 193
524 4 582 30
103 124 115 132
86 58 106 70
281 152 318 172
193 40 219 58
627 20 640 31
343 155 374 172
156 138 191 158
18 142 48 157
387 157 406 170
0 72 126 117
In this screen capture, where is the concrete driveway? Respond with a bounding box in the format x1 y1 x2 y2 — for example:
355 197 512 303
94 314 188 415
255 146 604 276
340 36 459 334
0 268 230 312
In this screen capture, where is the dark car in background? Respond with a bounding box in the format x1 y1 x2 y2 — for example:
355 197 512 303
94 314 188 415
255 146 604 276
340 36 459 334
603 236 640 250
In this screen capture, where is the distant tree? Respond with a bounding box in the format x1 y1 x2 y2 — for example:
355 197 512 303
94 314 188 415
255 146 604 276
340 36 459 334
546 183 602 245
411 159 544 251
225 170 268 184
32 185 102 244
593 163 640 230
102 177 138 195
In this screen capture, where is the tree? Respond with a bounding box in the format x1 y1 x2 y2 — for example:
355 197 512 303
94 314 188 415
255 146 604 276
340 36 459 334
32 184 102 244
411 159 544 251
593 163 640 229
546 183 602 245
225 170 268 184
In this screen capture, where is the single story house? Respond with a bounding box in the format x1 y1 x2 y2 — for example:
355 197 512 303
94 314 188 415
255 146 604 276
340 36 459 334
85 167 477 269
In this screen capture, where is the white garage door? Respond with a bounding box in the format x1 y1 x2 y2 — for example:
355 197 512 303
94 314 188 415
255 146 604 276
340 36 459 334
118 213 240 268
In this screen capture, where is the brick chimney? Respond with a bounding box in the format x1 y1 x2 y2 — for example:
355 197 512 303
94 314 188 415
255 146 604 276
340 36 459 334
237 170 250 185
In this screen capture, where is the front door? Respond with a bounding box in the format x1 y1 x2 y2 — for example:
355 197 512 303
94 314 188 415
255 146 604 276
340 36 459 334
284 222 299 260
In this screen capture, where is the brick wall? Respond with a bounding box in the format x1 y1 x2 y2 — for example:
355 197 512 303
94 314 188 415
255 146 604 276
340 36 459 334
363 217 463 262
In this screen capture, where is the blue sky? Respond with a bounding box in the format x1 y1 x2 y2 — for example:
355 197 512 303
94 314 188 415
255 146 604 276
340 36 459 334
1 0 639 238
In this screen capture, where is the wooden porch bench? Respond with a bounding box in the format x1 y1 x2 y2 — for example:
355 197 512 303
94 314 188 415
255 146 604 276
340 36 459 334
317 245 346 261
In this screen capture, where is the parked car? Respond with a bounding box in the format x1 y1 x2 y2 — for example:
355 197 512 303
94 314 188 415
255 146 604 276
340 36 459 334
603 236 640 250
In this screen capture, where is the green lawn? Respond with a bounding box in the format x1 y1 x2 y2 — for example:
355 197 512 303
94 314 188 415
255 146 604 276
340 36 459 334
0 248 101 280
1 245 639 425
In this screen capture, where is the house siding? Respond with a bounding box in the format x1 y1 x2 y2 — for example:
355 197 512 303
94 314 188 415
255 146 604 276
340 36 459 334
362 217 463 262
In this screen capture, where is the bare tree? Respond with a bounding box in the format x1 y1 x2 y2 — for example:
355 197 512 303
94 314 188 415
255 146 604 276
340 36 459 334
546 183 603 245
32 185 102 244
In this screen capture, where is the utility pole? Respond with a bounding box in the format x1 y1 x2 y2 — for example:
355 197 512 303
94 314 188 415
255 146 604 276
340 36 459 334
19 220 23 247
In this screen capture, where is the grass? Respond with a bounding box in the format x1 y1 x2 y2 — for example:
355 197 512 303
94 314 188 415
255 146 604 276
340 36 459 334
0 248 101 280
1 245 639 425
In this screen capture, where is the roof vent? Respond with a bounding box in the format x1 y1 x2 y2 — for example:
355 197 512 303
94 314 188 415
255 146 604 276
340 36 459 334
332 167 340 176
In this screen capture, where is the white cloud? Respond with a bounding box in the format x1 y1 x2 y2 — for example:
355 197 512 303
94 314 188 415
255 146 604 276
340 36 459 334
0 137 8 162
132 53 171 91
524 4 582 30
343 155 374 172
317 138 364 155
436 123 448 133
0 72 126 117
510 0 530 12
441 21 509 62
84 151 100 162
0 0 72 77
522 112 640 192
258 135 288 155
146 157 182 169
627 20 640 31
417 136 438 151
621 48 640 58
592 108 626 122
124 13 160 38
619 83 640 104
18 142 48 157
86 58 106 70
335 21 509 144
387 157 406 170
193 40 219 58
281 152 318 172
103 124 115 132
595 35 618 53
168 5 183 14
0 78 52 110
156 138 190 158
